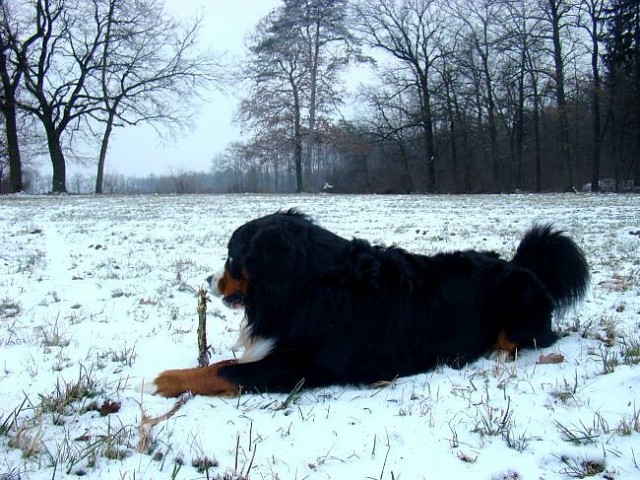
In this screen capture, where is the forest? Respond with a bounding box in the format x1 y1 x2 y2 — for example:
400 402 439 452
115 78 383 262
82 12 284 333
1 0 639 194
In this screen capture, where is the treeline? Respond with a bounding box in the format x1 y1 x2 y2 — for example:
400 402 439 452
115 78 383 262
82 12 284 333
2 0 639 195
215 0 640 194
20 170 263 194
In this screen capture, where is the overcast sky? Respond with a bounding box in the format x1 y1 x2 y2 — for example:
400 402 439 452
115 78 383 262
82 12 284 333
104 0 282 177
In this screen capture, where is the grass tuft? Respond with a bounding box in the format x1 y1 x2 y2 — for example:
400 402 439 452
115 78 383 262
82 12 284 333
0 397 29 437
549 370 581 405
620 333 640 366
40 317 70 348
62 421 134 474
472 397 513 438
590 346 620 374
555 420 599 445
616 403 640 436
559 455 605 478
192 456 219 473
0 297 21 319
38 366 103 424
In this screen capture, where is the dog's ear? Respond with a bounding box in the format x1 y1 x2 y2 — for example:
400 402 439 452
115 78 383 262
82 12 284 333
245 225 307 283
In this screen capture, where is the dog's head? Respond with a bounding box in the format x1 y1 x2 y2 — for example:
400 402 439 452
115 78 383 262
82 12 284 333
208 210 315 308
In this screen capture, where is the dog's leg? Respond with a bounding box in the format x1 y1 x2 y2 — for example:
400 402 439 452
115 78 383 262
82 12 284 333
494 329 518 355
153 359 240 397
153 348 312 397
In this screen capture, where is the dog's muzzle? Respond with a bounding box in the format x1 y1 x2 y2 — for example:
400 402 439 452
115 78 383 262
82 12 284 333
206 270 247 309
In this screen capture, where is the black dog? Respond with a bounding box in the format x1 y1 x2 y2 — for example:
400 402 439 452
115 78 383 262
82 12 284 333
153 210 589 397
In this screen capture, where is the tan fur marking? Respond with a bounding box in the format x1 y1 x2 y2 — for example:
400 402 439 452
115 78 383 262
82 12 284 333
153 360 240 397
216 268 249 297
495 329 518 354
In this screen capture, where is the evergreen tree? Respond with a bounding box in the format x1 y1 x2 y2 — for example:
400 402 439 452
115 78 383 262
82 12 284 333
603 0 640 189
240 0 355 193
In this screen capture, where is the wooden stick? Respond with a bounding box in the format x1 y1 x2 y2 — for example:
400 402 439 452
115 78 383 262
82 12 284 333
197 288 210 367
136 393 191 453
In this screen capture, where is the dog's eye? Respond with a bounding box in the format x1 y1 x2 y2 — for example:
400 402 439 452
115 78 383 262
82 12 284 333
228 257 233 266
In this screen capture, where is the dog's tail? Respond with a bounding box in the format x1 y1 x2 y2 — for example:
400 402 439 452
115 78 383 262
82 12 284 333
511 224 590 313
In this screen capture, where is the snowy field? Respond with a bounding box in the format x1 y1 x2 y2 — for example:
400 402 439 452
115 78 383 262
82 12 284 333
0 193 639 480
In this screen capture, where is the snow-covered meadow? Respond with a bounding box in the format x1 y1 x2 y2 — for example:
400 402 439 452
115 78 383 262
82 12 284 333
0 193 638 480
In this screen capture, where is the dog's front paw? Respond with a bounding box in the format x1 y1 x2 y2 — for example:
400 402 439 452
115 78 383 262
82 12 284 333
152 369 188 398
149 361 241 397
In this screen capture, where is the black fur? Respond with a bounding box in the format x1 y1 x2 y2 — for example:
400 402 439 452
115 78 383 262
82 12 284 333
214 210 590 393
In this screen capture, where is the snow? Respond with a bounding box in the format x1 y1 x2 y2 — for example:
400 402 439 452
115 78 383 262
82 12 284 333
0 193 639 479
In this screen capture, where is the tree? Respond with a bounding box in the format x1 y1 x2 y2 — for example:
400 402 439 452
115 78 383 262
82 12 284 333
239 12 307 192
0 5 23 193
541 0 578 190
355 0 450 192
578 0 606 192
452 0 504 192
239 0 354 193
0 0 40 192
498 0 547 191
277 0 354 189
17 0 104 193
362 80 417 192
88 0 225 194
603 0 640 189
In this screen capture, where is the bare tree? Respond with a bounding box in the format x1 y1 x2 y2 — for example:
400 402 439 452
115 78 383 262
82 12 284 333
362 80 417 192
17 0 105 193
539 0 579 190
452 0 505 191
578 0 606 192
355 0 450 192
0 8 23 193
0 0 41 192
498 0 548 191
89 0 225 194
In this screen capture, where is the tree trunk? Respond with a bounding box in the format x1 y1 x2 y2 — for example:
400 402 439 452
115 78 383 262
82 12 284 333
444 73 459 192
590 10 602 193
293 87 304 193
481 50 499 192
515 57 525 191
95 109 116 194
549 0 574 190
420 76 436 192
532 77 543 192
0 44 23 193
2 101 23 193
304 18 321 191
43 120 67 193
487 84 499 192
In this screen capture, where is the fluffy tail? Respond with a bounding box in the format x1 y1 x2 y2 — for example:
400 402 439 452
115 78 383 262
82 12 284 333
511 224 590 313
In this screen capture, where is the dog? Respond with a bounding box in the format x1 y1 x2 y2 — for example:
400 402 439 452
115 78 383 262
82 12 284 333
152 210 590 397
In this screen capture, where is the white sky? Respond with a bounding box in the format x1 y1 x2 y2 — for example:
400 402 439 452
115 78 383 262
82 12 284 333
104 0 282 177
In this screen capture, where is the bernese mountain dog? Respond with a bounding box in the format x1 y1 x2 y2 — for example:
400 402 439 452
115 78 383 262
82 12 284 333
152 210 590 397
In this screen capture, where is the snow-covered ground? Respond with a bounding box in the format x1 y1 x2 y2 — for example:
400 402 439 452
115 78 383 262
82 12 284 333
0 193 638 480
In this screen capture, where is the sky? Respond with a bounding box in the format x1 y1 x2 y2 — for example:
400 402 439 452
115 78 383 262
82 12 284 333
104 0 283 177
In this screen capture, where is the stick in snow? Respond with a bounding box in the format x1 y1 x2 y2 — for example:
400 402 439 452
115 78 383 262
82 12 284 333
197 288 210 367
136 393 192 453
